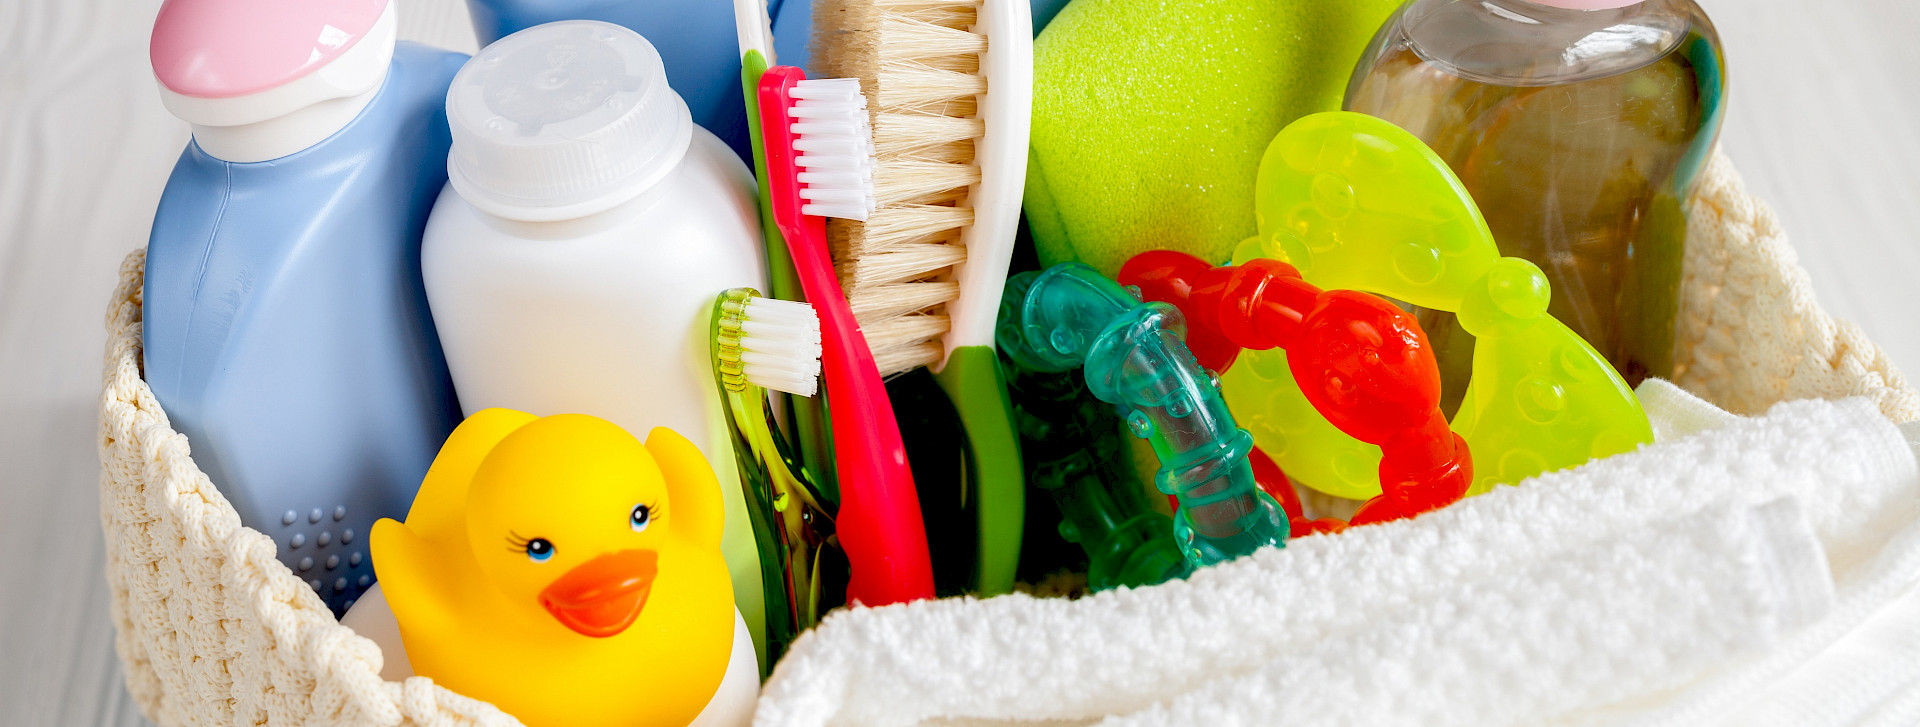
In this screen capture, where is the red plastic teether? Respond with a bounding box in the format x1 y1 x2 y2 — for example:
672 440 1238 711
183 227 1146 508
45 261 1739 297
1121 250 1471 526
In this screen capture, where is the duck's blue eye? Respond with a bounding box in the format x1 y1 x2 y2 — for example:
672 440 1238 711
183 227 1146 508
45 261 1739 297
525 538 554 563
630 504 652 533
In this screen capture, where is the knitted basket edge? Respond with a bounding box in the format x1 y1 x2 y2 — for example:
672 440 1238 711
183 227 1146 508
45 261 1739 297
97 249 519 727
1671 154 1920 422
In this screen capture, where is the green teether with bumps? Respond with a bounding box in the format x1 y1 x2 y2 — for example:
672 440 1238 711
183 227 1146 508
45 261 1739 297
1228 112 1653 498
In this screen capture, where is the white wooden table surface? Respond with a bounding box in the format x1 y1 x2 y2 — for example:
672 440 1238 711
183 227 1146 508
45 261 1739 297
1 0 1914 723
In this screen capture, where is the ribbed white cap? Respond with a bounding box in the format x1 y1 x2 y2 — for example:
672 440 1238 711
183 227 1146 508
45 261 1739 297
446 21 692 222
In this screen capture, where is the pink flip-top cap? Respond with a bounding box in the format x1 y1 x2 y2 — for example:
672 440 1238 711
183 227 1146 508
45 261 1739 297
151 0 390 98
1526 0 1646 8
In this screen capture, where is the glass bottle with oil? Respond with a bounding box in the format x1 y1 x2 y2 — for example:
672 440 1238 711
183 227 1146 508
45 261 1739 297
1345 0 1725 410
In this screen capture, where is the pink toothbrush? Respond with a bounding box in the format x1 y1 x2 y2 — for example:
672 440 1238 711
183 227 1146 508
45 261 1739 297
756 65 933 606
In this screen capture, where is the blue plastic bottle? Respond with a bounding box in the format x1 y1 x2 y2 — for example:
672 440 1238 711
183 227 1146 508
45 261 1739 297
143 0 464 615
464 0 816 162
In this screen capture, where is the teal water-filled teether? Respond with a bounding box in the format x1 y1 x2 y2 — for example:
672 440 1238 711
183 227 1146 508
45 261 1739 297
999 264 1288 567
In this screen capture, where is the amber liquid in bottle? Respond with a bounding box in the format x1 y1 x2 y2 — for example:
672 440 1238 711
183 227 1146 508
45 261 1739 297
1346 0 1726 412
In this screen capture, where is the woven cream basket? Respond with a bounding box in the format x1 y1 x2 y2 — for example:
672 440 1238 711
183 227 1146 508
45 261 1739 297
96 153 1920 726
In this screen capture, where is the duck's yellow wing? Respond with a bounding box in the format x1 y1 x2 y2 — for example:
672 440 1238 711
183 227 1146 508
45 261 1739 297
403 408 540 542
644 426 725 550
371 408 540 647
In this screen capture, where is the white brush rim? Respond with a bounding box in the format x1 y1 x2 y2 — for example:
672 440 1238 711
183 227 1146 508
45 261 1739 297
935 0 1033 372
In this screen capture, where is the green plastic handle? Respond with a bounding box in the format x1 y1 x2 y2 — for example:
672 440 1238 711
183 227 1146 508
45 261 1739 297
741 49 836 504
933 346 1024 596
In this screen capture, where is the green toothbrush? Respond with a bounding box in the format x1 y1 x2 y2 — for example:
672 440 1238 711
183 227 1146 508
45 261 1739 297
736 25 836 503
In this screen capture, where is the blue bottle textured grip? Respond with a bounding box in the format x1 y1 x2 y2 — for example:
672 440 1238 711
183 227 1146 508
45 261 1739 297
143 44 468 615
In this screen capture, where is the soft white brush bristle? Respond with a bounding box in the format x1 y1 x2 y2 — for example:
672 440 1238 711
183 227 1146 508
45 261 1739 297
739 296 823 397
791 77 877 221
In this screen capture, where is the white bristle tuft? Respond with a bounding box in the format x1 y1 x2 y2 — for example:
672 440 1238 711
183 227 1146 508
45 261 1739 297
791 77 877 221
740 297 823 397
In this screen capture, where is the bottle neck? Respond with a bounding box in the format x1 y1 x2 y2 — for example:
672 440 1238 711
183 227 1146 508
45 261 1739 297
1526 0 1646 8
1401 0 1698 87
190 76 384 163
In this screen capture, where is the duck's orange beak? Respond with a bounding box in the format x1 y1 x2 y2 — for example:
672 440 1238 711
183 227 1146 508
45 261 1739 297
538 549 658 638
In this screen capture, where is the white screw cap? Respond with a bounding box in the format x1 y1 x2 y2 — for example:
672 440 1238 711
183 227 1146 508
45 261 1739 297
447 21 692 222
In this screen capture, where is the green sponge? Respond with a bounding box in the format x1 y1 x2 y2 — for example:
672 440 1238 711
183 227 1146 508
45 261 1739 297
1026 0 1403 276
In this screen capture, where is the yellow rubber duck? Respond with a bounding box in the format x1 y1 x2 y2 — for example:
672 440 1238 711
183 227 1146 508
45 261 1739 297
370 409 749 727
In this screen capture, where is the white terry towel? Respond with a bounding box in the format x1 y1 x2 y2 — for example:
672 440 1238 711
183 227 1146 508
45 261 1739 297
1637 376 1741 441
1103 498 1829 727
1556 393 1920 726
755 392 1919 726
